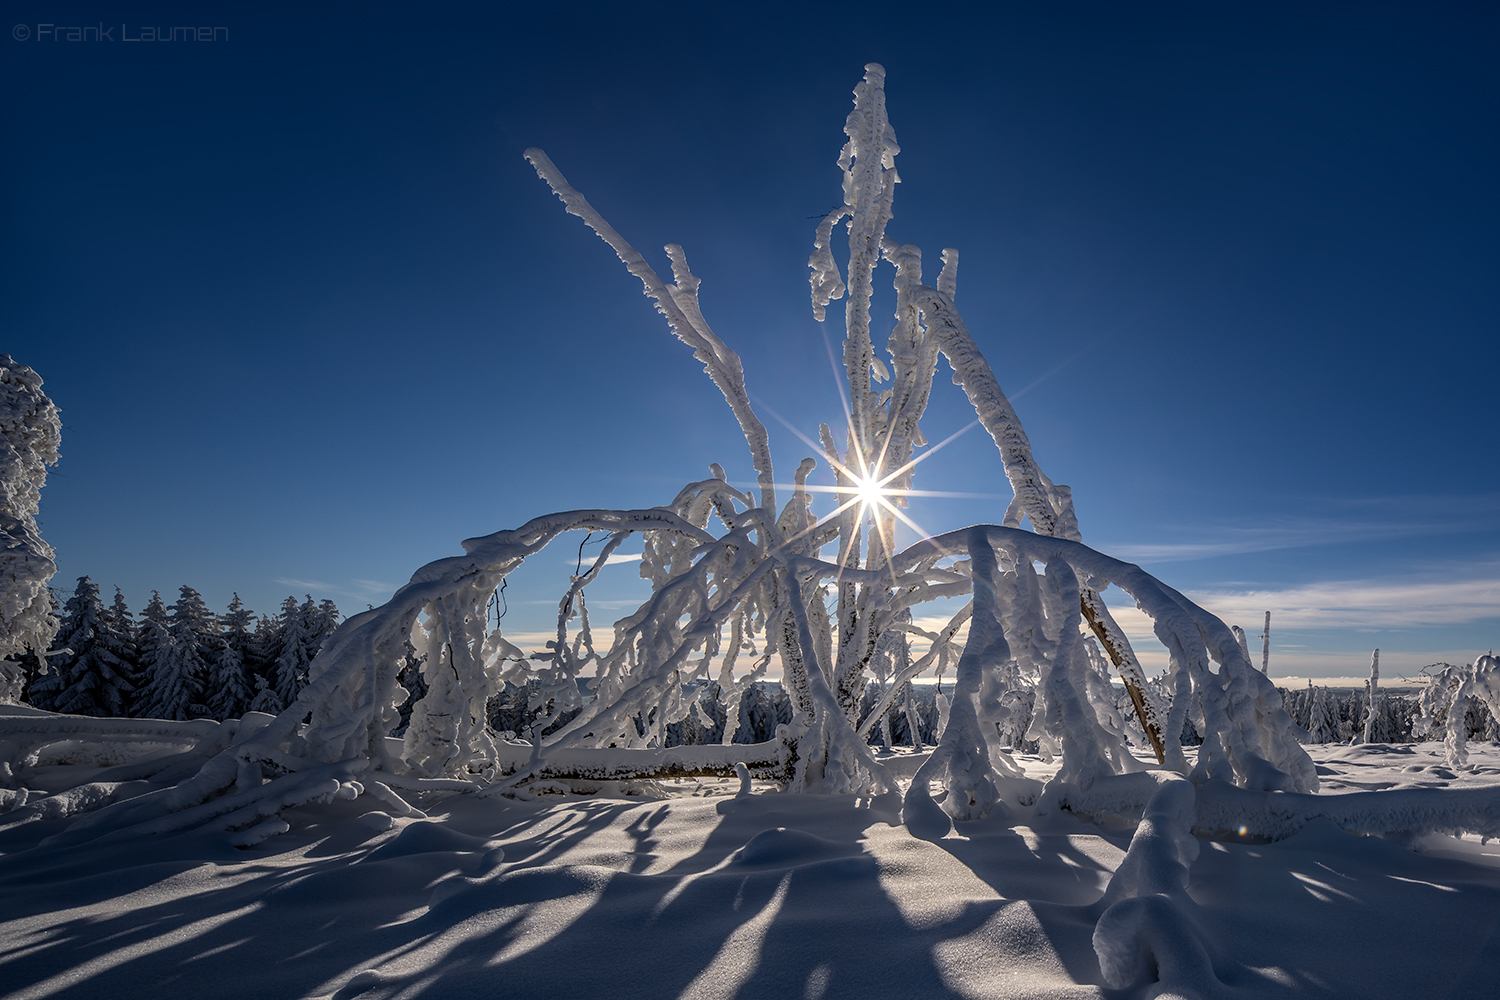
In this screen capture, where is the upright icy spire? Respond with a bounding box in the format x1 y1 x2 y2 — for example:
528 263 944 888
1364 648 1381 744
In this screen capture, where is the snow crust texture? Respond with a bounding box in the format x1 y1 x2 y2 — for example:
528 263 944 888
4 745 1500 1000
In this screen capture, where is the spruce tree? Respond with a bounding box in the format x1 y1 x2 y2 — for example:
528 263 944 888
1306 685 1339 744
313 598 341 650
131 592 171 717
102 588 141 714
207 594 256 720
305 597 342 681
271 595 313 708
49 577 134 716
134 588 213 721
246 612 283 714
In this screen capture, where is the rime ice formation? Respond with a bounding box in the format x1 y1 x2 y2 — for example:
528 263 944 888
1364 648 1381 744
0 356 61 702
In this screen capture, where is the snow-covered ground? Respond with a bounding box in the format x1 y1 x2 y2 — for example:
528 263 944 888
4 743 1499 1000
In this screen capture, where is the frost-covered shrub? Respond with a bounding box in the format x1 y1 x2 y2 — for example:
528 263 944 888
1415 657 1500 766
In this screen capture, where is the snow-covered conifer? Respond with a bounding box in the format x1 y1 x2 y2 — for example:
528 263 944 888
0 356 62 702
242 613 281 713
270 595 316 708
101 588 140 709
47 577 134 716
1306 685 1339 744
19 587 66 710
304 597 342 670
129 591 172 716
133 589 212 720
207 594 257 720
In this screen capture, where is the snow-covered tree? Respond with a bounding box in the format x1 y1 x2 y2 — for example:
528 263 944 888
20 589 64 711
0 355 62 702
312 598 341 651
129 591 172 717
1415 656 1500 767
1362 649 1381 743
207 594 257 720
44 577 134 716
241 612 280 714
1305 685 1339 743
100 588 140 711
133 589 212 721
269 595 320 709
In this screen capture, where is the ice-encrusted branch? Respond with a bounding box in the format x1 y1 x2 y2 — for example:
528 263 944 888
524 149 776 514
801 76 1164 752
838 63 901 456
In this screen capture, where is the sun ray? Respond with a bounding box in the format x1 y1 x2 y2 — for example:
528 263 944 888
752 396 878 491
871 418 983 490
818 322 855 440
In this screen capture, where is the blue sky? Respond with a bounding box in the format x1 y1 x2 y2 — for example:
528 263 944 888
6 2 1497 678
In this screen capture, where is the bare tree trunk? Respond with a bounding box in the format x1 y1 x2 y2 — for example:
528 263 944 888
1079 589 1165 764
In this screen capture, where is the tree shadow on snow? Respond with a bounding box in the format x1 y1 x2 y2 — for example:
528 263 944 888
0 791 991 1000
1183 819 1500 999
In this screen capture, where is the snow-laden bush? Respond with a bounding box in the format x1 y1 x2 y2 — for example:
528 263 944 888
1415 655 1500 767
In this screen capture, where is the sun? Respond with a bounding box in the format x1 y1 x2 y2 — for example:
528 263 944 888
852 473 887 512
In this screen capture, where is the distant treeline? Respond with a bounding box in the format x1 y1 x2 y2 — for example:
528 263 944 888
17 584 1498 752
12 576 343 721
485 678 1500 751
1277 682 1500 745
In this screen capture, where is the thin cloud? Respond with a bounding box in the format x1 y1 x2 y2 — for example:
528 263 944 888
1102 494 1500 563
1185 576 1500 631
274 577 396 601
1100 571 1499 677
1102 573 1500 636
